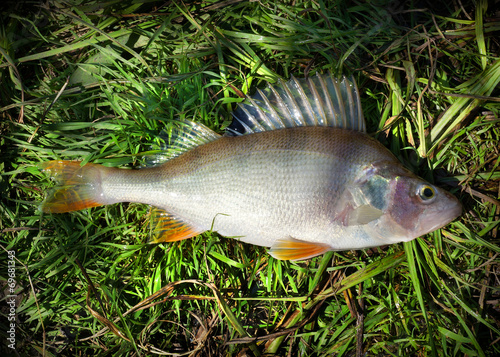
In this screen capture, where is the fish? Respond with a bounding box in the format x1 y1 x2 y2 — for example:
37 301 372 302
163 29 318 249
40 73 462 260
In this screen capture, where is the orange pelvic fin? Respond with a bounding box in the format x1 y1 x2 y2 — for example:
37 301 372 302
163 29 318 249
150 208 203 243
40 160 109 213
268 237 331 261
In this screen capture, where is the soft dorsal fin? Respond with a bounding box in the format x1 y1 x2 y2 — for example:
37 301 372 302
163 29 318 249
227 73 365 135
145 120 221 166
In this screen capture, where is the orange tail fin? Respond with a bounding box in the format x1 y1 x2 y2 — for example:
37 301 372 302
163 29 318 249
40 160 110 213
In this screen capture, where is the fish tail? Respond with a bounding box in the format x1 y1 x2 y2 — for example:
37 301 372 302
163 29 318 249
40 160 110 213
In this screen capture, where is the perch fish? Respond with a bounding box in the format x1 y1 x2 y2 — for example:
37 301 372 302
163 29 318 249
40 73 462 260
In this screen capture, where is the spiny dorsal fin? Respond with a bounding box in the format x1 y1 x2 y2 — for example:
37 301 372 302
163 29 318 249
145 120 221 166
150 208 204 243
227 73 365 135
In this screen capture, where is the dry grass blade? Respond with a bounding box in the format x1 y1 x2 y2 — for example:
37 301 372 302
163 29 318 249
429 60 500 152
85 286 131 342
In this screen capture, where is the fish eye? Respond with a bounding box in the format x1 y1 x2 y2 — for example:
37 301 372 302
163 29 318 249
418 184 436 202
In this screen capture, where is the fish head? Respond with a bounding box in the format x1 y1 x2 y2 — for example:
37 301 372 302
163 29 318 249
349 161 462 245
374 169 462 243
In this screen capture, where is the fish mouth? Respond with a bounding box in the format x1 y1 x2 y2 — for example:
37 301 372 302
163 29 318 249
417 194 462 236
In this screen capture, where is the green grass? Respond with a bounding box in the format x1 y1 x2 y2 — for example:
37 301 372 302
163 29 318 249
1 0 499 356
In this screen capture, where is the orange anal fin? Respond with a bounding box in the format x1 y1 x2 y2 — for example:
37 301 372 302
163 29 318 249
150 208 203 243
268 237 331 261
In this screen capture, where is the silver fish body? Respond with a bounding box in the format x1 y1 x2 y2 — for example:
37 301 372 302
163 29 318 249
41 74 462 260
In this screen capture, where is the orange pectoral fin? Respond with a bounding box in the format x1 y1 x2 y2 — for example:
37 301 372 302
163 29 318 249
150 208 204 243
268 237 331 261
